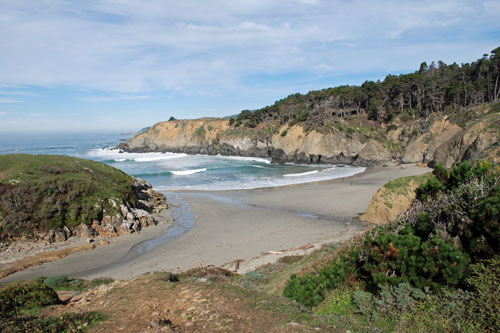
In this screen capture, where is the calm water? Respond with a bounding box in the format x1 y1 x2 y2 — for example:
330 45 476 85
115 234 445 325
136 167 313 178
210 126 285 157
0 132 365 190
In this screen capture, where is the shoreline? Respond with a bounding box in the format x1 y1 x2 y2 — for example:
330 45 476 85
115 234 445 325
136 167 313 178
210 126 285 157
0 162 430 284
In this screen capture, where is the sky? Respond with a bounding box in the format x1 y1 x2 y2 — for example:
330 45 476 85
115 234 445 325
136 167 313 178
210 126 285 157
0 0 499 133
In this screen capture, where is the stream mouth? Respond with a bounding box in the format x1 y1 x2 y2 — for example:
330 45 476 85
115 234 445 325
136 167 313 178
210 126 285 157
121 192 194 259
69 192 195 278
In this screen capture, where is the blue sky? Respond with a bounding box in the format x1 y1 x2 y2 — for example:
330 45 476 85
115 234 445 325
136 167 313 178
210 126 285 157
0 0 499 133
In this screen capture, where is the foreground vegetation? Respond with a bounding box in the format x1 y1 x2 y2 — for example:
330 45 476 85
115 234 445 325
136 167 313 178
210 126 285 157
0 277 109 332
2 161 498 331
283 161 500 331
0 154 137 240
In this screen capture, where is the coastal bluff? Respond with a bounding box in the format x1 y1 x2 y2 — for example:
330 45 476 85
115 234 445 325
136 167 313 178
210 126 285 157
120 107 500 167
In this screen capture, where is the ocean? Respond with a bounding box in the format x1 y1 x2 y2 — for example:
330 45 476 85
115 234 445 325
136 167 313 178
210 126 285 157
0 131 365 190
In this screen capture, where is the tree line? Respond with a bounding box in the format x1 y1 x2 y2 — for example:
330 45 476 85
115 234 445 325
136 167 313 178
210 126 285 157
233 47 500 128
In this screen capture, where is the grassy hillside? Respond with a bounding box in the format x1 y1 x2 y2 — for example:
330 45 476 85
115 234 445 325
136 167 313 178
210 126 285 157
0 154 136 240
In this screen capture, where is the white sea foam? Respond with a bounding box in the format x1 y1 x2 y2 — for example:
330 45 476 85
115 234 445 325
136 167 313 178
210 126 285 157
155 166 366 191
170 168 207 175
87 148 187 162
284 170 319 177
215 154 271 164
250 165 269 169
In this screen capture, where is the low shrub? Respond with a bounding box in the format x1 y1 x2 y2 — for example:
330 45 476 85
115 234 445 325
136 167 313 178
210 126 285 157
0 282 59 319
284 161 499 309
387 124 398 132
465 256 500 331
1 312 104 332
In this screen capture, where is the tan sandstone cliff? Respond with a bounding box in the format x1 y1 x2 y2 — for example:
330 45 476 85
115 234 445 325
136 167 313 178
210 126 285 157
121 110 500 166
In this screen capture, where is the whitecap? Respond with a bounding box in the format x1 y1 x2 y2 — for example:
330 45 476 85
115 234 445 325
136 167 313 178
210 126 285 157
284 170 319 177
170 168 207 175
86 148 187 162
215 154 271 164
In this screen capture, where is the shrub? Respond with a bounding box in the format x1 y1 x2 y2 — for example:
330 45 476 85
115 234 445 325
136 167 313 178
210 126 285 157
465 256 500 330
280 129 288 137
387 124 398 132
415 161 500 260
347 127 356 135
168 116 176 121
0 282 59 319
194 125 206 140
1 312 104 332
489 102 500 113
43 275 69 289
229 118 235 125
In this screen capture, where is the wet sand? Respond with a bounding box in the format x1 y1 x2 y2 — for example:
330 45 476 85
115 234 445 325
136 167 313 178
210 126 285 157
0 163 430 284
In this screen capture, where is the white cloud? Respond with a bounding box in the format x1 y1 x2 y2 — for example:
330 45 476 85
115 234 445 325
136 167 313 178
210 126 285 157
0 90 39 96
78 95 151 102
0 97 22 103
0 0 497 95
28 113 48 118
0 112 7 115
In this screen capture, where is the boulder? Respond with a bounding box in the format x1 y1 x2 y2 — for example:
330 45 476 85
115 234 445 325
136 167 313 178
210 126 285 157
75 223 94 238
94 223 117 238
120 204 130 217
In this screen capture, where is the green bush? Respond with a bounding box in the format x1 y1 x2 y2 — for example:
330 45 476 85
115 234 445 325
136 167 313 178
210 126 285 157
1 312 104 332
416 161 500 260
43 275 69 289
289 111 309 127
284 161 498 308
387 124 398 132
280 129 288 137
347 127 356 135
465 256 500 330
0 282 59 319
489 102 500 113
194 125 206 140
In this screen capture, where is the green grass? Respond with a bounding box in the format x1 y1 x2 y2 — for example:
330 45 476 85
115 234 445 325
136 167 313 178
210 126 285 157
0 154 136 239
383 173 432 196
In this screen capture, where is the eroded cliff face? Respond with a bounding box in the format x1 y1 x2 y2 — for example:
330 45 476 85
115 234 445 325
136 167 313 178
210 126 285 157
121 112 500 166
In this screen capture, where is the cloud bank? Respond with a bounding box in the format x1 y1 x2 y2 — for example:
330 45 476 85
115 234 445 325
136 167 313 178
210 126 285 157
1 0 498 95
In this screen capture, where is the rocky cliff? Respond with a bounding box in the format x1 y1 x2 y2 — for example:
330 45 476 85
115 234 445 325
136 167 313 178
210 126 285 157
121 106 500 167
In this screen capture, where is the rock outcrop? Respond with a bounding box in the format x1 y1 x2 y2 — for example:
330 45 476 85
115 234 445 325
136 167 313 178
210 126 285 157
120 110 500 167
46 178 169 243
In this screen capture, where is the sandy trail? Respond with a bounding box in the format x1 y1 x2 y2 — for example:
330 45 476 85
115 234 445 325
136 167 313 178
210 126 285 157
0 163 430 284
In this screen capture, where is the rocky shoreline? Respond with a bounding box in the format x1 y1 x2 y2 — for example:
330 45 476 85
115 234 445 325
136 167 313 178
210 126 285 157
118 110 500 168
0 177 172 278
31 178 170 244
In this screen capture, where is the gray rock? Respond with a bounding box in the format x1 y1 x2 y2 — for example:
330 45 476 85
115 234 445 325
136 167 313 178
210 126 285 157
132 209 149 218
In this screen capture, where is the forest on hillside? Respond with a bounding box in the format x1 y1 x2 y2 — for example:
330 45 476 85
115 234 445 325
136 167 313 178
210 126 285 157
232 47 500 130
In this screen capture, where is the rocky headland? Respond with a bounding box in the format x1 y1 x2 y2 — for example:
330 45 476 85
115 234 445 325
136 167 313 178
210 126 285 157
0 154 171 278
119 105 500 168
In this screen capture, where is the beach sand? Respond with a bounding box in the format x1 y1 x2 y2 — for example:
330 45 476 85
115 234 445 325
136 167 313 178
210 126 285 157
0 163 430 284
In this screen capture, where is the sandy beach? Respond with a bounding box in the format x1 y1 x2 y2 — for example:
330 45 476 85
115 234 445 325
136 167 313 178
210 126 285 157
0 163 430 284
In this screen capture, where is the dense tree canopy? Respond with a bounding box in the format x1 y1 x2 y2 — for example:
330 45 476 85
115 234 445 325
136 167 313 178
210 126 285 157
233 47 500 129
